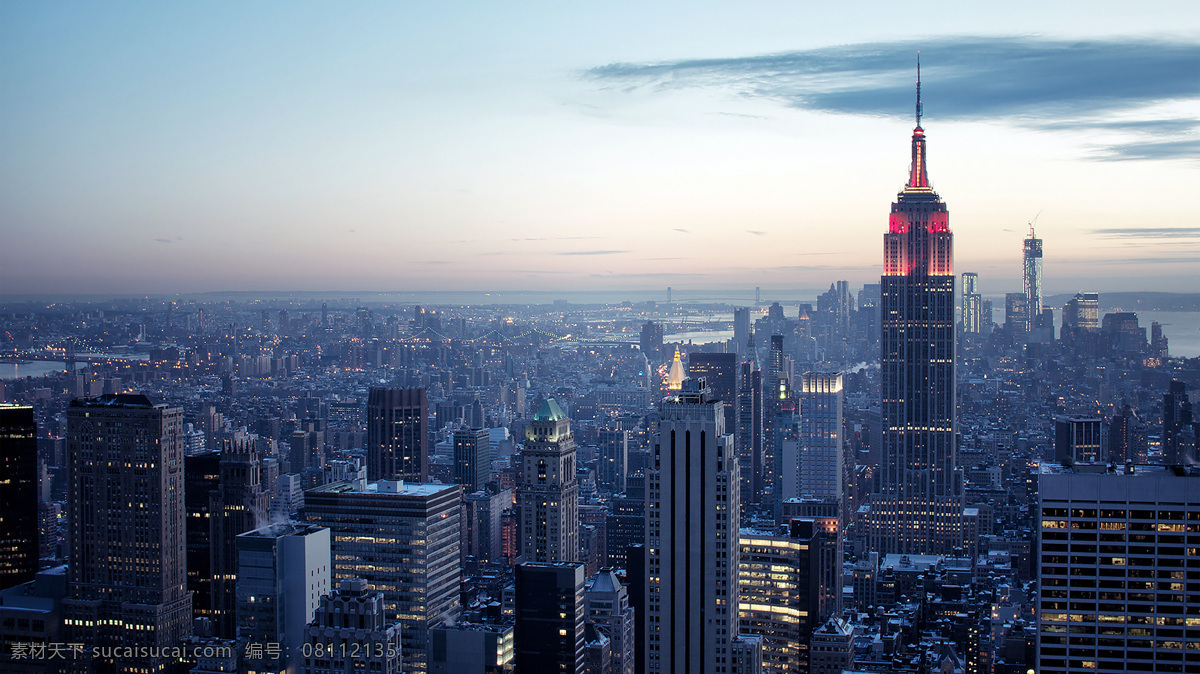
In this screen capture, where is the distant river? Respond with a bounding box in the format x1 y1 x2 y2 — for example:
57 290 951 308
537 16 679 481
0 361 70 381
1138 311 1200 359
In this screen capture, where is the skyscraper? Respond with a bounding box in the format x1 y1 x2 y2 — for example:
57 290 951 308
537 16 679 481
798 372 844 506
737 359 763 505
236 523 331 673
1037 467 1200 674
872 70 964 556
1163 380 1198 466
305 480 462 674
961 272 981 334
515 562 586 674
1023 224 1043 329
210 439 270 639
519 399 579 563
453 427 491 494
64 393 192 672
0 404 38 590
367 387 429 482
687 352 737 433
647 378 741 674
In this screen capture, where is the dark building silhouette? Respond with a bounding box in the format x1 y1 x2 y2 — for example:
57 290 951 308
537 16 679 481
1163 380 1198 466
0 404 38 590
687 352 737 432
871 72 964 556
737 359 763 505
64 394 192 672
515 562 586 674
367 387 429 482
453 427 490 494
1054 416 1102 464
185 451 221 622
210 439 270 639
639 322 664 364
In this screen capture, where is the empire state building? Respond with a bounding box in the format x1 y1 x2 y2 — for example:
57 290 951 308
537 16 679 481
870 68 964 555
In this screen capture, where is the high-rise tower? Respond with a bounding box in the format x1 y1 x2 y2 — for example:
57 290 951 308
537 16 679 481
0 404 38 590
519 399 579 563
64 394 192 672
647 378 743 674
961 272 981 334
871 65 964 556
367 387 429 482
1023 224 1043 330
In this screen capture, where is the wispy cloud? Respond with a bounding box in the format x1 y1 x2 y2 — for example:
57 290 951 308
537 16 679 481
746 230 767 236
587 36 1200 161
1093 227 1200 239
558 250 630 256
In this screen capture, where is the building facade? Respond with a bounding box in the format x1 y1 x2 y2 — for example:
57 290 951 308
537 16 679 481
305 480 462 674
515 562 585 674
0 404 38 590
647 378 741 674
63 394 193 673
871 77 964 556
519 399 579 563
367 387 428 482
1037 468 1200 674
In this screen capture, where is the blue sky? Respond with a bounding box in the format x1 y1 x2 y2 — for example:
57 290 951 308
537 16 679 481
1 1 1197 295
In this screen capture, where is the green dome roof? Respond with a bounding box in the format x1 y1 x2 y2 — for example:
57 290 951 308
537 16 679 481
534 398 567 421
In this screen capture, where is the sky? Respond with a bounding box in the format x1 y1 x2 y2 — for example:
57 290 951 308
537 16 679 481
1 1 1198 297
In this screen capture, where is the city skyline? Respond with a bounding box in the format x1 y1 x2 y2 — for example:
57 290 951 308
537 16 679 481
2 2 1199 295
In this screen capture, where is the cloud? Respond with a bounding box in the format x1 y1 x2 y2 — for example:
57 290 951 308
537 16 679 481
1093 139 1200 162
672 228 690 233
558 250 630 256
1093 227 1200 239
587 36 1200 161
155 238 172 244
746 230 767 236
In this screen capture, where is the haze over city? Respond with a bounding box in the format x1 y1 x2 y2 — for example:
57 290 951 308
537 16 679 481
2 1 1198 295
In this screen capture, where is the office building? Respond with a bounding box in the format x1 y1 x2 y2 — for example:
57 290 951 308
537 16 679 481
454 427 491 494
1061 292 1100 339
430 622 515 674
961 272 981 334
63 394 192 673
1053 416 1103 464
586 568 636 674
808 618 853 674
640 322 664 364
1037 467 1200 674
305 480 462 674
515 562 585 674
210 439 270 639
185 452 222 622
734 308 751 358
738 520 836 674
519 399 579 563
688 353 738 433
367 387 428 482
798 373 843 505
762 336 786 505
737 360 763 505
1023 225 1043 328
0 404 38 589
647 378 740 674
303 578 403 674
1004 292 1030 336
235 523 331 673
872 74 964 556
1163 380 1198 466
598 428 629 493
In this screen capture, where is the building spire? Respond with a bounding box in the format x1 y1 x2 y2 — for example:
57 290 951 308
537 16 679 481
906 53 930 189
915 52 922 128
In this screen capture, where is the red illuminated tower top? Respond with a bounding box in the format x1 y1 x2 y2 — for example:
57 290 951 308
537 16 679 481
908 54 929 190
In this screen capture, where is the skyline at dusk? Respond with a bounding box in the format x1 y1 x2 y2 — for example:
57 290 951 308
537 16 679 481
2 2 1199 295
